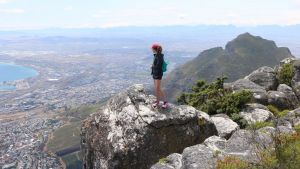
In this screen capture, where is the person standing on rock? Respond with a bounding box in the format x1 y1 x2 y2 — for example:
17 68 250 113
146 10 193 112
151 44 168 108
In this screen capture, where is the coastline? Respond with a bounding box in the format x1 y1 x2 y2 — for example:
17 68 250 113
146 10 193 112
0 62 39 91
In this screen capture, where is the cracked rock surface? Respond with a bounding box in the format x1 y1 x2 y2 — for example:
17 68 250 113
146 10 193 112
81 84 217 169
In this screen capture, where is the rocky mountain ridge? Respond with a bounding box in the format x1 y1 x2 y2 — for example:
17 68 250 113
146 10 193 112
164 33 295 101
81 57 300 169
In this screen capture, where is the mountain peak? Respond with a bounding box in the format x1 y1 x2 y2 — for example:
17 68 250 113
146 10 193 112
164 33 294 101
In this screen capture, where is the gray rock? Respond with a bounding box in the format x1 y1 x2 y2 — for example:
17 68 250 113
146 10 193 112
245 66 277 90
292 60 300 98
81 84 217 169
245 103 268 110
203 136 227 151
281 108 300 127
151 128 276 169
267 86 298 110
239 104 274 124
227 79 268 104
211 114 239 139
150 153 182 169
181 144 217 169
280 57 297 65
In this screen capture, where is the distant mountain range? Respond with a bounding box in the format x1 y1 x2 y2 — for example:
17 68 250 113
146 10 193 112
1 25 300 39
164 33 295 101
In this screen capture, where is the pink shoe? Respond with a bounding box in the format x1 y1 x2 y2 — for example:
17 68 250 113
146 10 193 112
162 102 169 109
152 101 159 108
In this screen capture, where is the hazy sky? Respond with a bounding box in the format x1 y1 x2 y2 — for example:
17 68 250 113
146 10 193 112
0 0 300 30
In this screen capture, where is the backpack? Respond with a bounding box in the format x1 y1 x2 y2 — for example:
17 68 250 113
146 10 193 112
162 60 169 72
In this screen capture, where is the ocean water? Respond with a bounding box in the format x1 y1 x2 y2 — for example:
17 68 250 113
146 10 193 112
0 62 38 90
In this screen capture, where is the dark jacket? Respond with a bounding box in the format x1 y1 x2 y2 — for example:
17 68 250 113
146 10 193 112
151 53 164 76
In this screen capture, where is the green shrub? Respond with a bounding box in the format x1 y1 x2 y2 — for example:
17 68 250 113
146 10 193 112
295 124 300 133
277 63 295 87
177 76 252 125
256 149 278 169
274 132 300 169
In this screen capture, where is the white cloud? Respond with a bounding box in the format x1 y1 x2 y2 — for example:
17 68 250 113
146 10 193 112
178 14 188 20
91 11 110 19
292 0 300 5
91 14 104 19
64 6 73 11
0 0 11 4
0 8 24 14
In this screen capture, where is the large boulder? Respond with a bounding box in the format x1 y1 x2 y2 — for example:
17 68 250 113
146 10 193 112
211 114 239 139
245 66 277 90
239 104 274 124
225 79 268 104
151 127 277 169
81 84 217 169
267 84 299 110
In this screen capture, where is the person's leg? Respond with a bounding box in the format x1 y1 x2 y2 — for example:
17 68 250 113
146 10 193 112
157 79 168 108
152 79 160 107
155 79 161 101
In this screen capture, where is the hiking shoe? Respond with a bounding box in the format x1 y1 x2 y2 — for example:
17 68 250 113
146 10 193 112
162 102 169 109
152 101 159 108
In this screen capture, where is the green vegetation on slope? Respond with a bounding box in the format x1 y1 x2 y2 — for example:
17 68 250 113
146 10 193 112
47 121 81 153
46 101 106 168
165 33 294 101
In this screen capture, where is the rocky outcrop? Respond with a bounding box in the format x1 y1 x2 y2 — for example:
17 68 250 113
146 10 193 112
82 58 300 169
267 84 299 110
225 79 268 104
280 108 300 127
81 84 217 169
151 127 278 169
211 114 239 139
239 104 274 124
245 66 277 90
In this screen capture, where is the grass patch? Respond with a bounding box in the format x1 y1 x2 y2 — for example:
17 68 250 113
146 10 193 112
246 121 274 130
46 121 81 153
267 105 290 118
216 156 248 169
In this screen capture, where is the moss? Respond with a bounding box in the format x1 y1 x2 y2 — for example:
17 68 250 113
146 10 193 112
213 150 221 158
158 157 167 164
198 117 206 126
